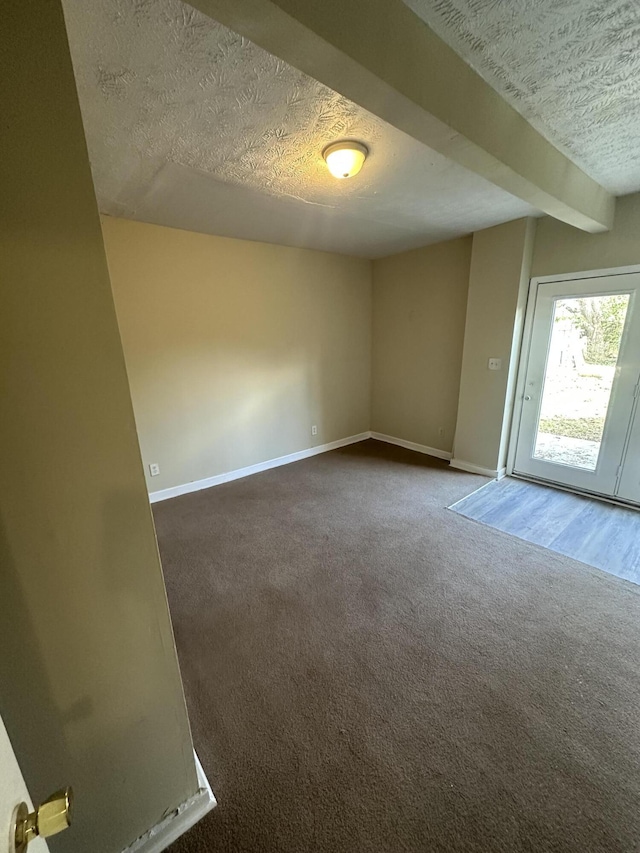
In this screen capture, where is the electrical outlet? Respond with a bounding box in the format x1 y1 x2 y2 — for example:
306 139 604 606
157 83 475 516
488 358 502 371
149 463 160 477
311 425 318 436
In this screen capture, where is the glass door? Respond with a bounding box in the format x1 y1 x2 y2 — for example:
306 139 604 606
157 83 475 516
617 396 640 503
513 272 640 500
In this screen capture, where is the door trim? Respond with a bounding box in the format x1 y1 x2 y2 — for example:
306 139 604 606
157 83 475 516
506 263 640 480
121 751 215 853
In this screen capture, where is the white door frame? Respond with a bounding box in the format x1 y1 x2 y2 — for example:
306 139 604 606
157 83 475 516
506 263 640 492
1 713 49 853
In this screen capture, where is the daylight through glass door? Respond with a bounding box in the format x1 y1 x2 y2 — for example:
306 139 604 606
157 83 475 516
514 272 640 502
532 294 629 471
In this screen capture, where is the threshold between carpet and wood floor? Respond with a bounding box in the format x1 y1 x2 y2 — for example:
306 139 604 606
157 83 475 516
450 476 640 585
156 439 640 853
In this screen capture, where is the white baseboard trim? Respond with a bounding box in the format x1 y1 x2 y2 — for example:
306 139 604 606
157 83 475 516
149 432 371 503
449 458 506 479
370 432 452 461
122 751 216 853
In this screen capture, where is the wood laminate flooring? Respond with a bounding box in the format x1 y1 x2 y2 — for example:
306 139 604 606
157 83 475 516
450 476 640 585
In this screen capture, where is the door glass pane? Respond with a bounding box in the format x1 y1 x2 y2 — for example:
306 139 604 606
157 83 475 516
534 294 630 470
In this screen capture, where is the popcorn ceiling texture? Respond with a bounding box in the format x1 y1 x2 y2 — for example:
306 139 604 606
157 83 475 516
404 0 640 195
74 1 383 204
61 0 535 257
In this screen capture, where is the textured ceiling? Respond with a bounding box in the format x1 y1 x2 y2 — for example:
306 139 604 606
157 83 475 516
403 0 640 195
61 0 537 258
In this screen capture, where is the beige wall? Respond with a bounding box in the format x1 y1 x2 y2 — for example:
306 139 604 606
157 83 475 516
371 238 472 452
452 195 640 474
532 192 640 277
0 4 197 853
103 217 372 493
452 219 536 474
105 191 640 493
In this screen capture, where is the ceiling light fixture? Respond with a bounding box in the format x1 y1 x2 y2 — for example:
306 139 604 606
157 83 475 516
323 141 368 179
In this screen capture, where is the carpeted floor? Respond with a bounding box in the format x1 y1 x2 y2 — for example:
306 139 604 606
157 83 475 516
156 439 640 853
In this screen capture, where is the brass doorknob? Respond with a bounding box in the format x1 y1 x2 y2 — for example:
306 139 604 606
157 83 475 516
13 787 73 853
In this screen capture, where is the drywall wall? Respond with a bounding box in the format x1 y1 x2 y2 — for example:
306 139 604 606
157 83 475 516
102 217 372 493
0 4 197 853
371 238 472 452
439 195 640 476
452 218 536 475
532 191 640 277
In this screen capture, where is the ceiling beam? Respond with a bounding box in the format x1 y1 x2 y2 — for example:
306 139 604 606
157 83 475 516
190 0 614 232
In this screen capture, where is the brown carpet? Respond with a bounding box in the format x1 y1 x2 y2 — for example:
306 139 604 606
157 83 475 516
156 439 640 853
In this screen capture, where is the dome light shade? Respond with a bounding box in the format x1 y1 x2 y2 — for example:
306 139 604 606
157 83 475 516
323 141 368 179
